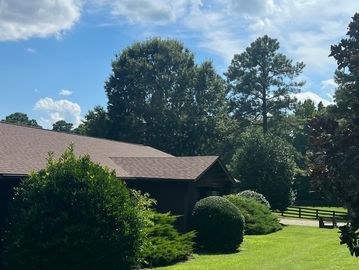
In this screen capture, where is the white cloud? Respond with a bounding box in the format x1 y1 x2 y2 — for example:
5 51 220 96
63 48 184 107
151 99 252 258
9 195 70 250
188 1 355 72
34 97 82 128
321 78 337 100
292 91 332 107
58 89 73 96
321 78 337 91
25 48 36 53
97 0 190 25
85 0 357 110
94 0 354 77
242 1 353 74
90 1 356 74
184 3 243 63
227 0 276 17
0 0 82 41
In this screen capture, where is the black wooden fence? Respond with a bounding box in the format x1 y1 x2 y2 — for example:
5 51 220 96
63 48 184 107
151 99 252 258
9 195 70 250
274 206 349 221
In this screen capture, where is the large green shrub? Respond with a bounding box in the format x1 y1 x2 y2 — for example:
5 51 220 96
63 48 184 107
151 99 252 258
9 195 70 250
225 195 281 235
230 130 296 211
2 146 148 270
143 212 195 267
238 190 271 208
192 196 245 253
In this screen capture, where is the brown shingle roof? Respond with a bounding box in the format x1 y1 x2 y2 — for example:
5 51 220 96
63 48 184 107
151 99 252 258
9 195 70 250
0 123 219 181
111 156 218 180
0 122 171 177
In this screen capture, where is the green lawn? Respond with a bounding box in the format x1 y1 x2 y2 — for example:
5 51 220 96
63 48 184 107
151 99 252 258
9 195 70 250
156 226 358 270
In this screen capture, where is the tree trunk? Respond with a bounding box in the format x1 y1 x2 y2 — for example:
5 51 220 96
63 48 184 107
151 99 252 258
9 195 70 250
262 87 268 133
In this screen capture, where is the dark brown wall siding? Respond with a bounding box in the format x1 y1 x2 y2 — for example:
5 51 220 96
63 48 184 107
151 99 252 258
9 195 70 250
126 180 190 230
0 177 20 233
196 162 230 188
0 167 233 252
0 177 21 269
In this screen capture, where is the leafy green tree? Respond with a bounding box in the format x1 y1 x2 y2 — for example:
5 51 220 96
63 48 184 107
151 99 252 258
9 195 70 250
184 61 234 157
230 130 297 211
2 112 41 128
74 106 109 138
267 99 329 204
269 99 316 152
294 99 316 117
2 146 149 269
52 120 73 132
226 35 305 133
317 101 325 112
309 13 359 257
105 38 229 156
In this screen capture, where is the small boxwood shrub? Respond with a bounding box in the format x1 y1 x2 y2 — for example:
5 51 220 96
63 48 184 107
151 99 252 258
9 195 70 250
3 146 147 270
143 212 195 267
225 195 281 235
192 196 245 253
238 190 271 208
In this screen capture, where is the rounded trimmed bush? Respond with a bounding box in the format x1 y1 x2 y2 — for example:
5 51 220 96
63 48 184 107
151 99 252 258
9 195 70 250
192 196 245 253
3 146 146 270
238 190 271 208
225 195 281 235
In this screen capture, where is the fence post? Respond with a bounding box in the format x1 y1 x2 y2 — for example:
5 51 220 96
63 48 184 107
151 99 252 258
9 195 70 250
333 211 335 218
299 208 301 218
316 209 319 219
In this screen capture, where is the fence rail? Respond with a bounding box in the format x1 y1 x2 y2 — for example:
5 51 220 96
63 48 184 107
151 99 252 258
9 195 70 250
274 206 349 221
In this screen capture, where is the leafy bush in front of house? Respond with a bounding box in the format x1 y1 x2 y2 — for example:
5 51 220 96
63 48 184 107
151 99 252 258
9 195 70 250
143 212 196 267
225 195 281 235
192 196 245 253
2 146 149 270
230 131 296 211
238 190 271 208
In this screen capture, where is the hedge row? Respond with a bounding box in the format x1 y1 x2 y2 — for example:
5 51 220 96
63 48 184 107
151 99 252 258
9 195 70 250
225 195 281 235
2 147 281 269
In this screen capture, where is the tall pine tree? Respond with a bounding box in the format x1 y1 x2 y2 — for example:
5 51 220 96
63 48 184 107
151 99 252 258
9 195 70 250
226 35 305 133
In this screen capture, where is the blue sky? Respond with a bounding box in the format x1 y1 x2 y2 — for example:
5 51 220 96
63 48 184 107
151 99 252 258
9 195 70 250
0 0 358 128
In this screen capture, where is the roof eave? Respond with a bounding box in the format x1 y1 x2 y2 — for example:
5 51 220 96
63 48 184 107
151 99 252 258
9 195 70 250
0 173 194 183
0 173 28 177
119 176 193 182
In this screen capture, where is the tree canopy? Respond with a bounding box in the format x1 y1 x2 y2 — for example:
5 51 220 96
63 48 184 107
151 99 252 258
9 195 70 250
75 106 109 138
2 112 41 128
105 38 230 156
230 130 297 211
226 35 305 133
52 120 73 132
309 13 359 257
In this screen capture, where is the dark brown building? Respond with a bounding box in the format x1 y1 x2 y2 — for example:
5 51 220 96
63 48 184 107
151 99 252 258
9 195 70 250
0 122 235 237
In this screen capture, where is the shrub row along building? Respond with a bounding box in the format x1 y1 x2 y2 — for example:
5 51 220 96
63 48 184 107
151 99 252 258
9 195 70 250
0 122 235 237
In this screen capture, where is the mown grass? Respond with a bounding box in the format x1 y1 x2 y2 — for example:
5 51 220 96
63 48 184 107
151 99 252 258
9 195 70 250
156 226 358 270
